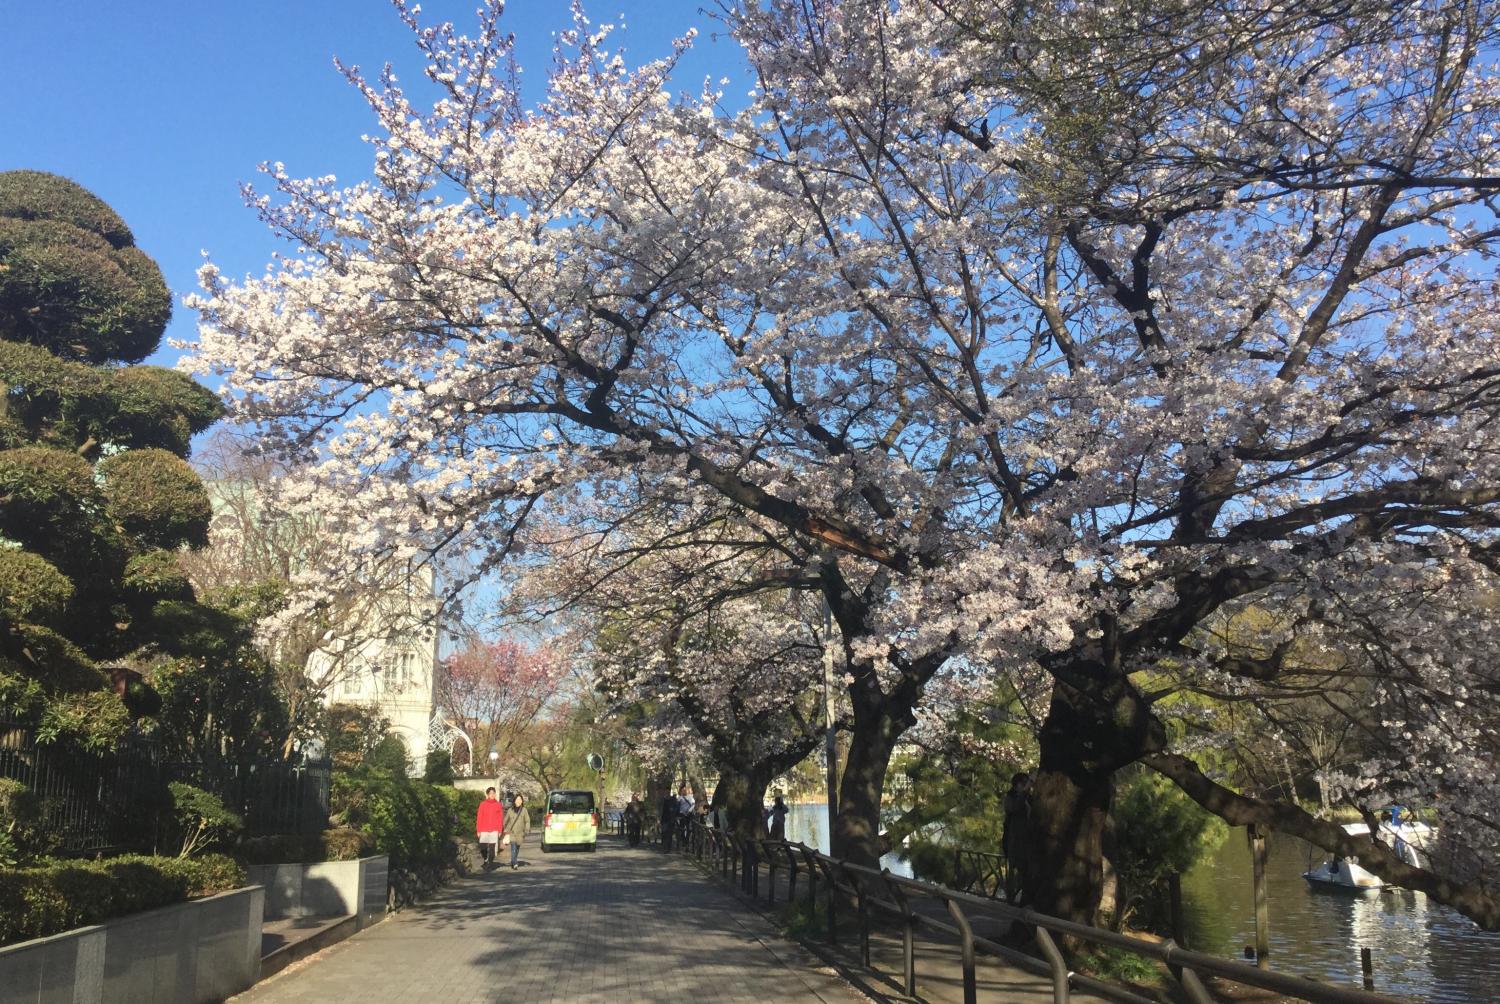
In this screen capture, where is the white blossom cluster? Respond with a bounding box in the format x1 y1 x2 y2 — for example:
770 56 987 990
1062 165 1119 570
185 0 1500 916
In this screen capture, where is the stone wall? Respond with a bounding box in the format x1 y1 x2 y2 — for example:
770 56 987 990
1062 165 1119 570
0 886 263 1004
246 855 388 930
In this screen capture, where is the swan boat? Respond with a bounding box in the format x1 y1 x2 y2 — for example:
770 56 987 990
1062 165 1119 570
1302 819 1435 893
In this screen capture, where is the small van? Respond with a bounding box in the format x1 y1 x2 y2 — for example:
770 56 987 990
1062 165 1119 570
541 789 599 852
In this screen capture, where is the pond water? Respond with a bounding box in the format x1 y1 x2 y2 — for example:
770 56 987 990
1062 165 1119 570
784 803 913 877
1181 830 1500 1003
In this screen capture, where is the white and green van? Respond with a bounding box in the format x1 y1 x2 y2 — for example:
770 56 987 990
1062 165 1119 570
540 789 599 852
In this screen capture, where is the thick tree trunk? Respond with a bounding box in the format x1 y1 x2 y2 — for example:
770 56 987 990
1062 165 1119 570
718 766 772 840
833 692 901 866
1025 752 1113 924
1024 662 1164 925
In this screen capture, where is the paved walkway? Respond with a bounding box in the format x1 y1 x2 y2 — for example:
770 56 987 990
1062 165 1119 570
234 836 867 1004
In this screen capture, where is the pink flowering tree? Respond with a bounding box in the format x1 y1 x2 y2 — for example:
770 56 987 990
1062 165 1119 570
439 636 568 772
188 0 1500 926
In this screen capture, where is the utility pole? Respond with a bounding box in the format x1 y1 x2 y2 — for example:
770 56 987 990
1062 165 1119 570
822 593 839 849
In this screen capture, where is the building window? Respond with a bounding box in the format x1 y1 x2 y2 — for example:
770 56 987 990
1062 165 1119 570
381 649 416 693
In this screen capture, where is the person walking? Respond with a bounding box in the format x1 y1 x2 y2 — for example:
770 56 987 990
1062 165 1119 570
768 794 789 841
659 789 680 852
503 793 530 870
1002 772 1033 903
475 787 505 870
624 793 644 847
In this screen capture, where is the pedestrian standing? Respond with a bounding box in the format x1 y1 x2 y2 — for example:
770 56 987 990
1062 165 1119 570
1002 772 1033 903
504 793 531 870
675 784 694 845
768 794 789 841
476 787 505 870
624 793 644 846
659 789 680 851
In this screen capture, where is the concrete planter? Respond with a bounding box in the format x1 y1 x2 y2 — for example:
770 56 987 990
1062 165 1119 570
0 885 264 1004
245 854 388 930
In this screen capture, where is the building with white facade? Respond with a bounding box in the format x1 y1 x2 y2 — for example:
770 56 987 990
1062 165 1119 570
309 565 441 776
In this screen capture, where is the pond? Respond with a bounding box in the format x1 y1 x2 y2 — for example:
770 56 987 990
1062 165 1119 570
783 803 913 877
1181 830 1500 1003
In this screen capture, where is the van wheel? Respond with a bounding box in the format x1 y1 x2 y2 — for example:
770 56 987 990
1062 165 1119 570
541 841 551 853
587 843 596 853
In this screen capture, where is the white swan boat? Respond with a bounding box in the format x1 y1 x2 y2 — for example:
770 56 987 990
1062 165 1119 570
1302 819 1435 892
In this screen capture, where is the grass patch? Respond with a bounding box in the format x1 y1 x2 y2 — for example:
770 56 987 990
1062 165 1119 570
776 898 828 940
1076 945 1168 988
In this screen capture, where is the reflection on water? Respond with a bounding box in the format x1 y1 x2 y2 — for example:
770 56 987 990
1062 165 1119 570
1181 830 1500 1003
784 803 913 878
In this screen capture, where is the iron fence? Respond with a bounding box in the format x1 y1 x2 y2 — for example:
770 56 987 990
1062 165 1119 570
0 718 329 855
667 820 1406 1004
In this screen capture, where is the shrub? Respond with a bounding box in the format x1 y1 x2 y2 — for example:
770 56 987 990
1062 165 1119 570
332 773 452 871
166 782 242 858
902 839 959 887
0 549 73 626
96 449 213 550
423 748 456 784
0 170 169 365
237 828 375 865
444 787 485 839
0 852 244 946
322 827 375 861
0 778 55 865
1109 767 1227 928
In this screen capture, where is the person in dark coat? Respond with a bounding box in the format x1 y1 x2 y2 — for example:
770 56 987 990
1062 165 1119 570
659 790 680 851
1002 772 1032 903
767 794 789 841
624 793 644 846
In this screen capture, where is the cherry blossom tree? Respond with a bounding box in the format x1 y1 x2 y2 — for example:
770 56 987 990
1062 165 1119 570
188 0 1500 926
181 428 443 756
439 635 567 772
508 496 836 837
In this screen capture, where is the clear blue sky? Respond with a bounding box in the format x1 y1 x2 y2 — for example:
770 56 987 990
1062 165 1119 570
0 0 739 371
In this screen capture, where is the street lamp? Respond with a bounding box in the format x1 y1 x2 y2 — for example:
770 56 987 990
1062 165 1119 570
488 747 499 793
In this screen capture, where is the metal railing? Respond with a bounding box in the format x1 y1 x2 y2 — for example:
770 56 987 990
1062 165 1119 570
657 820 1404 1004
0 718 330 854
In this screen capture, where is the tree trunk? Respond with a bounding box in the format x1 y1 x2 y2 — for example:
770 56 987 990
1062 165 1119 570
1024 662 1164 926
1025 756 1113 925
832 691 900 866
717 766 771 840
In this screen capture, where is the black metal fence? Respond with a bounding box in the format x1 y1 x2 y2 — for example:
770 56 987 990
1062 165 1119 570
663 820 1404 1004
0 718 329 856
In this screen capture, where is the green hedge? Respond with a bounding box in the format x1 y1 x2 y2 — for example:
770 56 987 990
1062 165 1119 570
237 828 374 865
444 787 485 839
0 853 245 947
330 773 454 871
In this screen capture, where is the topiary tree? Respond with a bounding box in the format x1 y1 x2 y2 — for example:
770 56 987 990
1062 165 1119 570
0 170 229 748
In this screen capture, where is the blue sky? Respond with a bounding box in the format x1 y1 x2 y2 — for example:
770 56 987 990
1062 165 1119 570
0 0 739 371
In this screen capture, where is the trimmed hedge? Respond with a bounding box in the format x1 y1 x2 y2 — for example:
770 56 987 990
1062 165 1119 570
331 773 454 871
444 787 485 839
237 827 375 865
0 853 245 947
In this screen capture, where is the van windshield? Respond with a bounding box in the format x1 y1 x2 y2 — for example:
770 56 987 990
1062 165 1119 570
549 791 594 814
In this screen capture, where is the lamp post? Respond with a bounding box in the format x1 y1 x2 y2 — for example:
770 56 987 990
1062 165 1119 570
489 747 499 795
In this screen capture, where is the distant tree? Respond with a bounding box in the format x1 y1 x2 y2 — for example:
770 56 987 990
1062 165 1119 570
180 427 443 757
0 170 223 747
438 636 567 774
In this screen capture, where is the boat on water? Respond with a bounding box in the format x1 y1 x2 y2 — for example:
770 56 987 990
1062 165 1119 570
1302 817 1435 893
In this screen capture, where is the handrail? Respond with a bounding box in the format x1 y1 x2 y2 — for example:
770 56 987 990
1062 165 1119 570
664 821 1407 1004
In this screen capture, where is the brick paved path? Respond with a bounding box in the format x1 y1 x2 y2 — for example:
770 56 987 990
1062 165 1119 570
234 835 866 1004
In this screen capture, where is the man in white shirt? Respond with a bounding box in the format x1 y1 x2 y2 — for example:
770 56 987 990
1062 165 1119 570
676 784 695 843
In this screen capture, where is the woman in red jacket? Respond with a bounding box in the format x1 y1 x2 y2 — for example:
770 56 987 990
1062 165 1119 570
475 787 505 870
